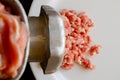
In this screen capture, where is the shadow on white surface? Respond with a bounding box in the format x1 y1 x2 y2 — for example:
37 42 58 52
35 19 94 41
30 62 66 80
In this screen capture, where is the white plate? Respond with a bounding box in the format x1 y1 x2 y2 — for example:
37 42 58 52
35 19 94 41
28 0 120 80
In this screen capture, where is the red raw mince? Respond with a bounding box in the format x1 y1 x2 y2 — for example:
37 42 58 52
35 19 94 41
60 9 101 70
89 45 101 56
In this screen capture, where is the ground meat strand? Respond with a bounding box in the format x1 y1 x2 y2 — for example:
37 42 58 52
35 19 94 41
89 45 101 56
60 9 101 70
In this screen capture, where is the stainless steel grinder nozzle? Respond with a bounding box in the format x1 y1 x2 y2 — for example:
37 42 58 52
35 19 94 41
28 5 65 74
